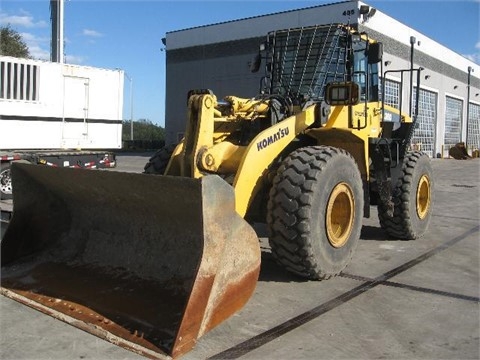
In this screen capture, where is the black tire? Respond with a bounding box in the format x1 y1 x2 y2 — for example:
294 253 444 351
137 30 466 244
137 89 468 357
0 162 13 201
378 151 434 240
143 144 177 175
267 146 364 280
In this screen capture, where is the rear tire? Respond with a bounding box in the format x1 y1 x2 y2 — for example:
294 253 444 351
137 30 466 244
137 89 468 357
378 151 433 239
143 144 176 175
267 146 364 280
0 162 13 201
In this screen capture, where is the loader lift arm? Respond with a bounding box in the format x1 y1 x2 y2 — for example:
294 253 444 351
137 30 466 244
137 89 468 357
167 91 317 217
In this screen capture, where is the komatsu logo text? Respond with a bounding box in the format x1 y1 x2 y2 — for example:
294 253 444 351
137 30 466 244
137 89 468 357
257 127 290 151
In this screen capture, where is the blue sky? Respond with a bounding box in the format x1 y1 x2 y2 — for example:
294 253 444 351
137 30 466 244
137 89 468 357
1 0 479 127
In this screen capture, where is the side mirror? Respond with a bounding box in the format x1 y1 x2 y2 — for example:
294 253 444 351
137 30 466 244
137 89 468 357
368 42 383 64
325 82 360 106
249 52 262 73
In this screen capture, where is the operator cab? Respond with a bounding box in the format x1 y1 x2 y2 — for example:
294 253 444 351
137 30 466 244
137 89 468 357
252 23 383 109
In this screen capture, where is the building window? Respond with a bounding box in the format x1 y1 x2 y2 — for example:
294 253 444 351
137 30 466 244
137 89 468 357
0 60 39 101
467 102 480 152
411 87 437 157
444 96 463 152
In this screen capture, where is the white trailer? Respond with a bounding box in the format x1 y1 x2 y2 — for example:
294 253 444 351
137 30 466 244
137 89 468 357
0 56 124 200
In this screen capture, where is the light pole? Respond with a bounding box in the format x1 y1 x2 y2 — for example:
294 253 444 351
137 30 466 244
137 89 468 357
466 66 473 152
409 35 419 117
124 73 134 141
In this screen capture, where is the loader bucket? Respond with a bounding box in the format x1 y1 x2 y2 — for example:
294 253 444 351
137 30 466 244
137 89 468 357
1 163 261 359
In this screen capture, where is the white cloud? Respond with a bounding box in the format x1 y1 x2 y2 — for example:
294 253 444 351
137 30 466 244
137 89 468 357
20 32 49 43
20 32 50 61
1 10 49 60
463 41 480 65
0 10 48 28
464 54 480 65
29 45 50 61
65 54 87 65
82 29 103 38
1 9 91 64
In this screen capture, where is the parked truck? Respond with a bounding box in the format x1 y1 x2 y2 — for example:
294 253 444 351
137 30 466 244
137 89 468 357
0 55 124 201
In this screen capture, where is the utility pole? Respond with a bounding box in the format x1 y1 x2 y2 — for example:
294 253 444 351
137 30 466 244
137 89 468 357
50 0 64 63
125 73 134 141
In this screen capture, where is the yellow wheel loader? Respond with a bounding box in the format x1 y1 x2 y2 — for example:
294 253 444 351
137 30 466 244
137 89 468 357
1 23 433 358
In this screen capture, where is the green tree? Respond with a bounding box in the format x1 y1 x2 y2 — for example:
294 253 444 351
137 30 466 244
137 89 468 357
0 25 31 58
122 119 165 150
122 119 165 141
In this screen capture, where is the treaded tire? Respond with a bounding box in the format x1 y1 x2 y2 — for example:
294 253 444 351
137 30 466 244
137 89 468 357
378 151 434 240
0 162 13 201
143 144 176 175
267 146 364 280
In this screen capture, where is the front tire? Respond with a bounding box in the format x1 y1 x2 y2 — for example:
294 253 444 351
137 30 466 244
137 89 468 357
267 146 364 280
143 144 176 175
378 151 433 239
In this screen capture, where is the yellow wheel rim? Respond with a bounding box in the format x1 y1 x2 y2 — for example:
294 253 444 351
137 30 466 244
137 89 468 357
326 182 355 248
416 175 431 220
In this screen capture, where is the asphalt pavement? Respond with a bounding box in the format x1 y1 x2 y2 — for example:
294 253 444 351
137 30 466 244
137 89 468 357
1 154 478 360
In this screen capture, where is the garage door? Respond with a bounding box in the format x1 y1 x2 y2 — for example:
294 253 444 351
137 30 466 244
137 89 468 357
467 102 480 153
444 96 463 154
411 87 437 157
